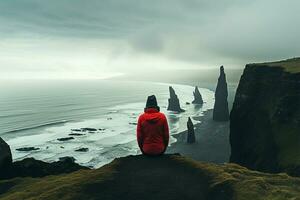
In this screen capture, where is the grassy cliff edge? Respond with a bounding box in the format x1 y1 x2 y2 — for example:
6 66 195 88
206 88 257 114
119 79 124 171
248 57 300 74
1 155 300 200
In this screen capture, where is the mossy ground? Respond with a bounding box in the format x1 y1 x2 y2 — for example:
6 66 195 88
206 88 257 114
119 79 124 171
1 155 300 200
249 57 300 73
272 123 300 176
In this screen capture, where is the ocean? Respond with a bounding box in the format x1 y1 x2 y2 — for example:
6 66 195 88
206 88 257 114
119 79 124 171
0 80 214 168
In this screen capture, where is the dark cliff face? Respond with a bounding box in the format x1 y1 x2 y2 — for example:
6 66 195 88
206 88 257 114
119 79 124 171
213 66 230 121
167 86 185 112
230 59 300 176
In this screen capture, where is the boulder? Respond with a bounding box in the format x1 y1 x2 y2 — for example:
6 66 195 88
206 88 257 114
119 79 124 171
213 66 230 121
167 86 185 112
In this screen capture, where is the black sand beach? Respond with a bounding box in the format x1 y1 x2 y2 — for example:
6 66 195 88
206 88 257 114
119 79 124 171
166 81 237 164
167 109 230 164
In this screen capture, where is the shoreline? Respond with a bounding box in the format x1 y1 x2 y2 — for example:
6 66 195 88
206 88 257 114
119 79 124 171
2 81 215 168
167 109 230 164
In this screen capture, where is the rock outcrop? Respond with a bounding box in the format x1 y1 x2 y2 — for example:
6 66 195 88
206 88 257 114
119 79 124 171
213 66 230 121
57 137 75 141
192 86 203 104
0 156 88 179
0 137 87 179
75 148 89 152
0 137 12 177
1 154 300 200
230 58 300 176
187 117 196 143
167 86 185 112
16 147 40 152
10 157 87 178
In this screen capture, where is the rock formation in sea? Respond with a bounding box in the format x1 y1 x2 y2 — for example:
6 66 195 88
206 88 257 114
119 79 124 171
69 133 85 136
230 58 300 176
2 154 300 200
167 86 185 112
16 147 40 152
0 137 12 177
187 117 196 143
57 137 75 141
213 66 230 121
75 148 89 152
192 86 203 104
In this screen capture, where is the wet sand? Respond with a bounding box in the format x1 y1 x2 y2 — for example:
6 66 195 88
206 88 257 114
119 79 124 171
167 109 230 164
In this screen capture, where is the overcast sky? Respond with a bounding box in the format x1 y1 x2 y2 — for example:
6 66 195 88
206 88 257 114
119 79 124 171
0 0 300 79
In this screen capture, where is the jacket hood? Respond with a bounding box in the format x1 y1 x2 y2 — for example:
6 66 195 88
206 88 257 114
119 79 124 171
145 115 160 124
144 108 160 124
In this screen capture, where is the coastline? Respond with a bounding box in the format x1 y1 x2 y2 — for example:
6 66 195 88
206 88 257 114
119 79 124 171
167 109 230 164
2 80 215 168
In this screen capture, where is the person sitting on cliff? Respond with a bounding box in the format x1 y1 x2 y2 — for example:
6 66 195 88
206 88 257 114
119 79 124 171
137 95 169 156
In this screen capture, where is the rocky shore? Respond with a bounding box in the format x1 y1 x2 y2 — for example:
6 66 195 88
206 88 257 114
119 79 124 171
0 137 88 180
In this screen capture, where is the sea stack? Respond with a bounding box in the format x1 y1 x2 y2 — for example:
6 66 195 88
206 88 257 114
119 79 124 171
213 66 229 121
187 117 196 143
0 137 12 178
192 86 203 104
167 86 185 112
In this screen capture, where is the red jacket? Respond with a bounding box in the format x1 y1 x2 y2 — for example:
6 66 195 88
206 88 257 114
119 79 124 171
137 108 169 155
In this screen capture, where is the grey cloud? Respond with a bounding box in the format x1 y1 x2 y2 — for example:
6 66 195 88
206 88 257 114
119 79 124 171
0 0 299 78
0 0 242 38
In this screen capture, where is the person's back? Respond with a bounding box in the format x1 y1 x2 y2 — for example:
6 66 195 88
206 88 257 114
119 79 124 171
137 95 169 156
